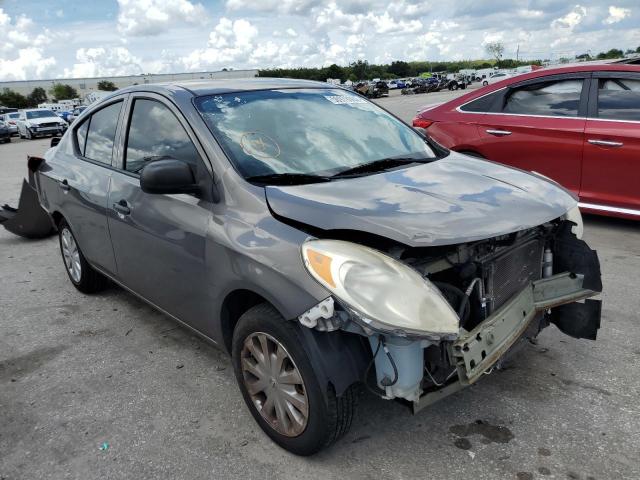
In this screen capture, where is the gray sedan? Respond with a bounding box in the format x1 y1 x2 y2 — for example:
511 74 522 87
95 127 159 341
31 78 602 455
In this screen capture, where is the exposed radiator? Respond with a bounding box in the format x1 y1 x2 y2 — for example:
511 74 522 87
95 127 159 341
480 238 544 314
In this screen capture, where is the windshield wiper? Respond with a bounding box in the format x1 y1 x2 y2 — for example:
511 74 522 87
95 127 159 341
331 157 431 178
245 172 332 186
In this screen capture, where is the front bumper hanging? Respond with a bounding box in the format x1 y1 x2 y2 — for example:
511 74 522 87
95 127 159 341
413 271 601 412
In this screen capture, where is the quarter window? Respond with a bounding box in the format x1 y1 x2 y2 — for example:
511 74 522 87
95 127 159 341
597 78 640 121
76 119 89 155
460 90 503 112
83 101 123 164
503 79 583 117
124 99 201 174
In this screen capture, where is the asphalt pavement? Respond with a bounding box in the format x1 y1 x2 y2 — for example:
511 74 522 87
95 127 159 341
1 88 639 480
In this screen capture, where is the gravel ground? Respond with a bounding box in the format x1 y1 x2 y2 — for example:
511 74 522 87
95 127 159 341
1 89 639 480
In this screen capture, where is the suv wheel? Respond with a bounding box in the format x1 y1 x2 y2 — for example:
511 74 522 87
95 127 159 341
58 219 107 293
232 303 358 455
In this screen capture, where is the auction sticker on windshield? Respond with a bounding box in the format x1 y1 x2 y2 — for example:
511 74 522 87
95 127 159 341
324 95 367 105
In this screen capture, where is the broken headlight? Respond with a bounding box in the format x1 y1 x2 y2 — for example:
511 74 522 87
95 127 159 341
301 239 459 338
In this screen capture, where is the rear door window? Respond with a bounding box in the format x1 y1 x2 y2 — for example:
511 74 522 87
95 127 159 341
83 101 123 165
503 79 584 117
124 99 201 174
597 78 640 121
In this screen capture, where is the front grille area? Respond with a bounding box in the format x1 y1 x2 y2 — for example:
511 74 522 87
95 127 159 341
481 238 544 314
39 122 59 128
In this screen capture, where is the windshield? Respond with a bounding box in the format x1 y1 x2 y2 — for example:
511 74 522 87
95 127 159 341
8 113 19 119
194 88 435 179
26 110 57 119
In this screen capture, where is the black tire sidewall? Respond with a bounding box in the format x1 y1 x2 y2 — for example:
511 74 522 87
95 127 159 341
231 304 333 456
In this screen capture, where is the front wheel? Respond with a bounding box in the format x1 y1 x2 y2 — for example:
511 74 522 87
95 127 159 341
232 303 358 455
482 81 488 86
58 220 107 293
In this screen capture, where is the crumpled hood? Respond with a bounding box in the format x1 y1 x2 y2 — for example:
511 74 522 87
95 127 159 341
266 152 577 247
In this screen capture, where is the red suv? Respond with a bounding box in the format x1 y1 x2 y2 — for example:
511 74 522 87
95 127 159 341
413 64 640 219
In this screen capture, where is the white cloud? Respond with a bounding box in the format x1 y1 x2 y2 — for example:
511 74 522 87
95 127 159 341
0 9 57 80
226 0 321 15
180 18 259 70
603 6 631 25
551 5 587 30
0 47 57 81
117 0 207 36
286 28 298 37
63 47 144 78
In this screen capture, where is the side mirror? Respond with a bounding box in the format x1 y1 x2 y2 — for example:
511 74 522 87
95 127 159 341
140 159 200 195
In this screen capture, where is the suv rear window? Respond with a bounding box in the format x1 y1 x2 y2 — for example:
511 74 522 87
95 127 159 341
597 78 640 122
503 79 583 117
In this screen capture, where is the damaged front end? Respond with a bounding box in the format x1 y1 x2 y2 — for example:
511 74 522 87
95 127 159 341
0 156 55 239
298 217 602 412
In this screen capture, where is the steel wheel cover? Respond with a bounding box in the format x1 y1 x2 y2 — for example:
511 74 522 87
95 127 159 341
61 228 81 283
241 332 309 437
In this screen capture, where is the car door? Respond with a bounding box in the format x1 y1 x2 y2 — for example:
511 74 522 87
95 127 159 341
580 71 640 217
45 98 126 276
107 93 215 331
473 74 589 194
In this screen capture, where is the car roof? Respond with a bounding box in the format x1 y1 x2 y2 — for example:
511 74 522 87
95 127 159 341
512 63 640 82
117 77 332 97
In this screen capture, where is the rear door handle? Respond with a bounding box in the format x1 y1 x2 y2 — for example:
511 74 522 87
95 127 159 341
486 129 512 136
60 179 70 191
113 200 131 216
588 139 623 148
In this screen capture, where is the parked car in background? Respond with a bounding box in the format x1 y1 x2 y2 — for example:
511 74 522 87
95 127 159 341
67 106 87 124
482 72 513 86
1 112 20 135
24 79 602 455
0 120 11 143
17 109 68 139
413 64 640 219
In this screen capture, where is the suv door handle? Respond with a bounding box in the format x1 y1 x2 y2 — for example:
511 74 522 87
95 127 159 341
486 129 512 136
60 179 70 191
588 139 623 148
113 200 131 216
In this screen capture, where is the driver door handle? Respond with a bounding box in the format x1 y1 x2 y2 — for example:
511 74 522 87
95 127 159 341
486 129 512 136
60 179 71 191
588 139 623 148
113 200 131 216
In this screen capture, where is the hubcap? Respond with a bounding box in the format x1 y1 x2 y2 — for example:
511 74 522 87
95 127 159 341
241 332 309 437
61 228 82 283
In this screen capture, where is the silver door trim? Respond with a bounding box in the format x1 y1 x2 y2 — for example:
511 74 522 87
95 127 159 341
579 202 640 216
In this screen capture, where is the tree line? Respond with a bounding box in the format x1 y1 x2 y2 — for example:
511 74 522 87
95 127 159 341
0 80 118 109
260 45 640 82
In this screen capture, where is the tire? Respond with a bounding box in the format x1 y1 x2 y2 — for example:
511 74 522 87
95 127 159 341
232 303 358 455
58 219 107 293
451 83 458 91
483 81 488 86
25 129 32 140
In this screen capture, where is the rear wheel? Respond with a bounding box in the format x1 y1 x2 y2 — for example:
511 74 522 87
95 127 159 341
232 303 358 455
58 219 107 293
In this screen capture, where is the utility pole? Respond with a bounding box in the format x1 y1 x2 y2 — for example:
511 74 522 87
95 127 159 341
516 44 520 62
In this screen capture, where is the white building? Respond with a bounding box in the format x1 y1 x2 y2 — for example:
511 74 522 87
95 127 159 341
0 69 259 99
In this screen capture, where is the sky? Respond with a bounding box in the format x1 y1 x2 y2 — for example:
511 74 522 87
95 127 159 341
0 0 638 81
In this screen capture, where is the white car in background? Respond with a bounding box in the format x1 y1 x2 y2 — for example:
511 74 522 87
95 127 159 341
1 112 20 135
482 72 514 86
17 109 68 140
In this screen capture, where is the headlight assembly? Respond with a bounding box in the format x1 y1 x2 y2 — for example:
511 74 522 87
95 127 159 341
301 239 459 338
564 205 583 239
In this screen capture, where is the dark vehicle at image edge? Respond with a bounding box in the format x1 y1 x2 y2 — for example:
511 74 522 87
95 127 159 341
29 79 602 455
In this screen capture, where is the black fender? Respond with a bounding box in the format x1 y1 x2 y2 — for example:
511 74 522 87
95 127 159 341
297 326 370 397
550 221 603 339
